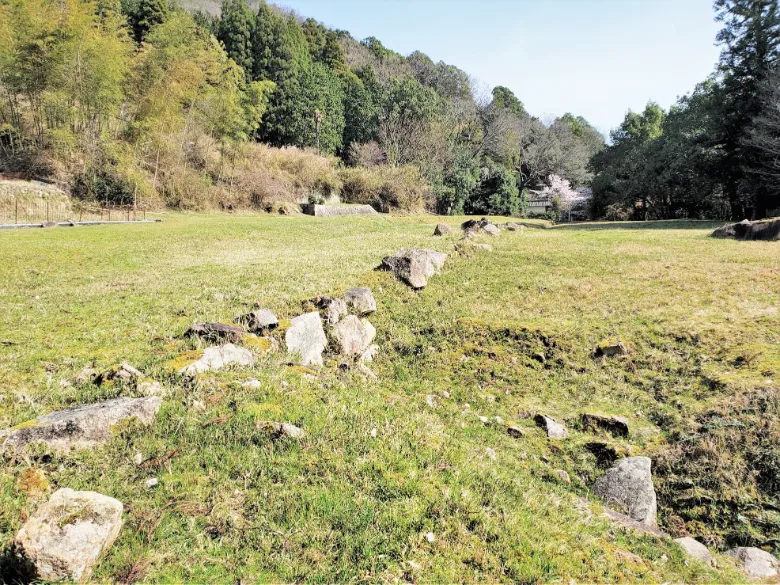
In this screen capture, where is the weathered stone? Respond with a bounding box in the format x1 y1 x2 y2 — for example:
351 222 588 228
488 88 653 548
554 469 571 484
595 340 628 357
433 223 452 236
331 315 376 357
15 488 123 583
234 309 278 332
461 219 479 231
534 414 568 439
95 363 163 396
258 421 305 439
582 413 630 437
378 249 447 289
712 218 780 241
361 343 380 363
593 456 657 527
471 243 492 252
180 343 253 375
300 203 377 217
344 287 376 314
185 321 245 343
2 397 162 454
320 297 346 325
727 547 779 579
675 537 716 567
285 312 327 366
505 222 524 232
507 425 526 438
482 224 500 235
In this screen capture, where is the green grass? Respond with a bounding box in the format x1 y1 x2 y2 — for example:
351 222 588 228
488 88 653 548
1 213 777 583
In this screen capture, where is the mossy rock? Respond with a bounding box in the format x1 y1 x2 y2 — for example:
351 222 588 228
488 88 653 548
165 350 204 372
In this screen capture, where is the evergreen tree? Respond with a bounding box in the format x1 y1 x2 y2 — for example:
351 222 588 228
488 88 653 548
134 0 170 42
218 0 255 79
715 0 780 218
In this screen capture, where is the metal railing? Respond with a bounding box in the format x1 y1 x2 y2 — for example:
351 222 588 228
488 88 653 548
0 195 148 226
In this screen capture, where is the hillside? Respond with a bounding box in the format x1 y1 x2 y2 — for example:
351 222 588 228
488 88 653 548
1 215 777 582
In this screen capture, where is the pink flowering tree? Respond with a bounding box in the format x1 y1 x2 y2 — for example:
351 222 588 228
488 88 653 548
541 174 578 221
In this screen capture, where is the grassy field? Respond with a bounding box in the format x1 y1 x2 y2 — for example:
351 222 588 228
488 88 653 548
0 213 777 583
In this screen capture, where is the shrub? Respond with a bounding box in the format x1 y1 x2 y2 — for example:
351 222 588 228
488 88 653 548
339 165 429 212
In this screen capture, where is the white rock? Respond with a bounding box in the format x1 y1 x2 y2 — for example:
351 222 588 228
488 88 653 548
534 414 568 439
180 343 253 375
727 547 779 579
370 428 377 438
145 478 158 488
593 456 658 527
15 488 123 582
132 451 143 465
478 415 489 424
425 532 435 543
675 537 716 567
425 394 438 408
331 315 376 357
242 379 261 389
285 312 327 366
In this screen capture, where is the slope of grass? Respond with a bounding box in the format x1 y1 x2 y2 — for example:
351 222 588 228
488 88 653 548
0 213 776 583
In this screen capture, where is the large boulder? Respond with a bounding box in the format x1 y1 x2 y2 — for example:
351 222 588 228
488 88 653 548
593 456 658 527
534 414 568 439
180 343 254 375
15 488 123 582
185 321 245 343
285 311 327 366
234 309 278 333
378 249 447 289
727 547 779 579
675 537 716 567
344 287 376 315
712 218 780 241
1 397 161 454
433 223 452 236
331 315 376 357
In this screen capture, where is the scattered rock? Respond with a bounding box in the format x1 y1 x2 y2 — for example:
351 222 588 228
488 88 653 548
234 309 278 333
15 488 123 582
482 224 500 236
675 537 716 567
712 217 780 241
94 363 164 396
461 219 479 231
325 298 348 325
582 413 630 437
593 456 657 527
425 531 435 543
2 397 162 454
258 421 305 439
478 415 489 424
507 425 526 438
331 315 376 357
180 343 253 375
242 379 261 389
433 223 451 236
145 477 159 488
425 394 438 408
594 340 628 358
554 469 571 484
361 343 380 363
285 312 327 366
74 367 97 385
378 249 447 289
344 287 376 315
727 547 779 579
472 243 492 251
185 321 245 343
505 222 524 232
534 414 568 439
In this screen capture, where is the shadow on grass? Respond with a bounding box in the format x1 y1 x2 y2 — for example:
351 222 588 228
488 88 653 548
0 544 36 585
553 220 725 231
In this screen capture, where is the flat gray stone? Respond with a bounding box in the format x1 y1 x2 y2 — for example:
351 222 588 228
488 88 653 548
180 343 253 375
331 315 376 357
379 249 447 289
675 537 716 567
285 312 327 366
534 414 568 439
482 224 500 235
234 309 278 332
2 396 162 454
344 287 376 314
593 456 657 527
727 547 779 579
15 488 123 582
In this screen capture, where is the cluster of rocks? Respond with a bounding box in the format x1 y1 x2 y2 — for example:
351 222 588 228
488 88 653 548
378 249 447 289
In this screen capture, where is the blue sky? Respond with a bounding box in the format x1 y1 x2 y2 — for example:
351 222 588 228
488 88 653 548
278 0 722 137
